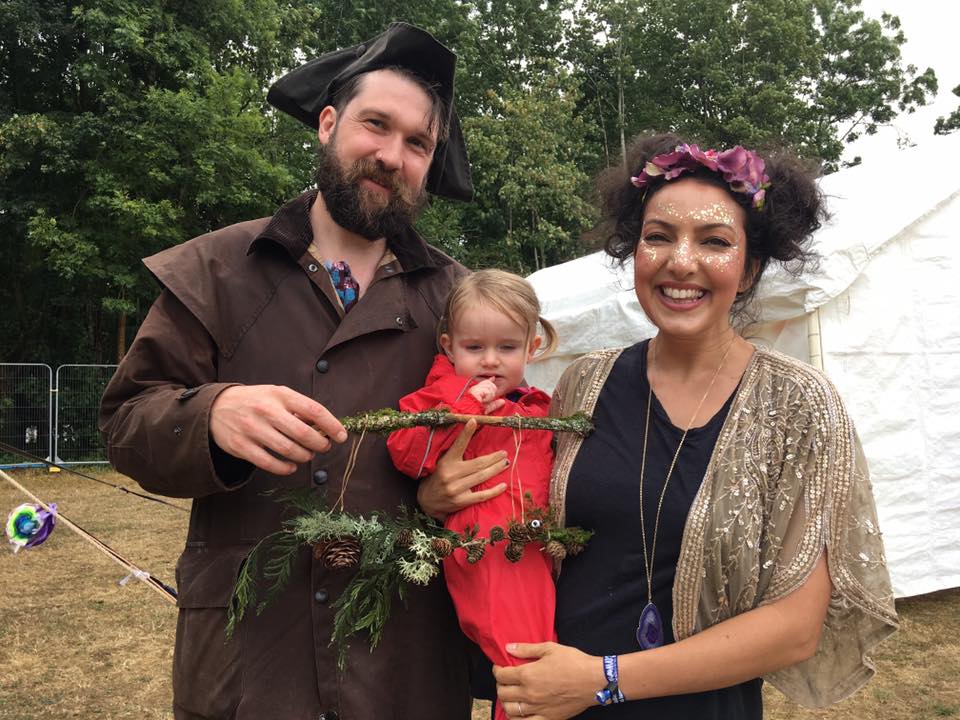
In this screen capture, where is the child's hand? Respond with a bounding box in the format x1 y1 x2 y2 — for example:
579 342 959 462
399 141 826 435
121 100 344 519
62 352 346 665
468 379 504 414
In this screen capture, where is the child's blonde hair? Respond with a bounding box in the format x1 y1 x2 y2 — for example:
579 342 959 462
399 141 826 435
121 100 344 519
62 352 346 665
438 269 559 360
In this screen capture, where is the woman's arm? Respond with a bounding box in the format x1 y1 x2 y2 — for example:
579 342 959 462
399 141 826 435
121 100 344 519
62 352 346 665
494 554 832 719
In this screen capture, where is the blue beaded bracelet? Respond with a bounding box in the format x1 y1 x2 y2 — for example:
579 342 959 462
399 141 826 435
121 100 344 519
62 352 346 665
595 655 627 706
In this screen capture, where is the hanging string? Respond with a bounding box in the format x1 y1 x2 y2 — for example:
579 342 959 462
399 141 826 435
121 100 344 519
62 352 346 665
0 441 189 513
335 429 366 512
0 468 177 605
511 417 525 522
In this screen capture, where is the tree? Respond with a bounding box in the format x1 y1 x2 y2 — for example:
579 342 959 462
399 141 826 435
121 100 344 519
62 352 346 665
0 1 318 364
2 1 941 364
566 0 937 167
566 0 641 167
434 72 599 273
934 85 960 136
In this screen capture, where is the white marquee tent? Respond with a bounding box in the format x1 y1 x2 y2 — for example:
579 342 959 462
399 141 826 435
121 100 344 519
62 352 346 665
526 132 960 598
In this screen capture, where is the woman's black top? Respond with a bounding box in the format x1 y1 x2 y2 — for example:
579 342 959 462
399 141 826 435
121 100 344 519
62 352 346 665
555 340 762 719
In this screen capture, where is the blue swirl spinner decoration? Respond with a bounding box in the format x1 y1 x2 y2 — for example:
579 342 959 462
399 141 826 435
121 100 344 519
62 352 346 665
5 502 57 552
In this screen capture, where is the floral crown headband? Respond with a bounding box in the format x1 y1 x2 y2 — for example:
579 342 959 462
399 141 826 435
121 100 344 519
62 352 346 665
630 143 771 209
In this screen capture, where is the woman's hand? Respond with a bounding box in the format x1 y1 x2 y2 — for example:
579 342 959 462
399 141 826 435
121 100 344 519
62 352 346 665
494 642 604 720
416 419 509 520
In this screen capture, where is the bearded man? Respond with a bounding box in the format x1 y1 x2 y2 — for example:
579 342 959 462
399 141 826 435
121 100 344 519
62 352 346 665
100 23 506 720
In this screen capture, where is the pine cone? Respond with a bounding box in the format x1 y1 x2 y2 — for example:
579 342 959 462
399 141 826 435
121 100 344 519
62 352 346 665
466 541 486 565
489 526 505 543
312 540 329 561
544 540 567 561
395 528 414 549
508 523 531 543
526 520 546 540
565 542 585 557
504 542 525 563
321 538 362 569
431 537 454 558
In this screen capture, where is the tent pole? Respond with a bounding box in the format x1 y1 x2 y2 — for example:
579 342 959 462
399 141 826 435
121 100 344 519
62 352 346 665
806 308 825 371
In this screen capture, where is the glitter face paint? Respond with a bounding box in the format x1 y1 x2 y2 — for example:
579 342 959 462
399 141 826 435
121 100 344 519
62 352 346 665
648 201 740 271
634 178 749 340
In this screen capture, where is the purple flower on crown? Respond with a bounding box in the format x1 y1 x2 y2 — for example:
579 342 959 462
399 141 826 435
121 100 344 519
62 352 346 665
630 143 770 209
685 144 720 171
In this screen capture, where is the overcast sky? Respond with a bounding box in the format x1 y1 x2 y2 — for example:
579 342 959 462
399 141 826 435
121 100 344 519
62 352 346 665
845 1 959 163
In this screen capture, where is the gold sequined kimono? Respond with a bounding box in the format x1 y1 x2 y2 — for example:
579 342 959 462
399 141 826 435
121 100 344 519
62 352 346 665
549 345 898 708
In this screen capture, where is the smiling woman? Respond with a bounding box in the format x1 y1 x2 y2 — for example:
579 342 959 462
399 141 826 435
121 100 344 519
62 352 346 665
601 134 821 322
632 180 749 342
487 135 898 719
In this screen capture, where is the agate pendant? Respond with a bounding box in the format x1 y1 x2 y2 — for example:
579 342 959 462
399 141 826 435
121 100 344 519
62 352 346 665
636 602 664 649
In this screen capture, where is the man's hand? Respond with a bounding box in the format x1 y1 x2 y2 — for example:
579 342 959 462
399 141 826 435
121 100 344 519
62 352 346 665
467 378 505 414
416 419 508 520
210 385 347 475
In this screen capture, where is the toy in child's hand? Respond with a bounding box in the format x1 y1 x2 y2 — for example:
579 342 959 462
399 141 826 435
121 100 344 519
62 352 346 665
5 502 57 551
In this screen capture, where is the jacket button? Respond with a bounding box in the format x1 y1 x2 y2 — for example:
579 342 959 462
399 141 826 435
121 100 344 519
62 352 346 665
318 712 339 720
395 316 404 327
178 387 199 400
315 358 329 373
314 589 329 604
307 262 319 272
312 469 328 486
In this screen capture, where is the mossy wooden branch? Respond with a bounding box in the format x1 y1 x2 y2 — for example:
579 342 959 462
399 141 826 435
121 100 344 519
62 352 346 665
339 408 594 436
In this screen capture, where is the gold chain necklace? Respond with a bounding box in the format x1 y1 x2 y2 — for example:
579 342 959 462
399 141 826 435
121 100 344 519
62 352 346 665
636 334 736 649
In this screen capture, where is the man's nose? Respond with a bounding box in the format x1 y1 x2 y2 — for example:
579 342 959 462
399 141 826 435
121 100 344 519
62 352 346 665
375 135 404 171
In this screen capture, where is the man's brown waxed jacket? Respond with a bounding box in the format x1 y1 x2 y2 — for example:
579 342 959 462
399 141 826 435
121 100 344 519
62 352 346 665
100 191 472 720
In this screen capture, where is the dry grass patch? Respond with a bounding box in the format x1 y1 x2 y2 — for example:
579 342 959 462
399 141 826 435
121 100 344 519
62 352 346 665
1 468 957 720
765 587 960 720
0 469 187 719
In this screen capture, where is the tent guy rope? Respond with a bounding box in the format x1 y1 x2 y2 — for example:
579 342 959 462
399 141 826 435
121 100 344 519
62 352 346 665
1 467 178 605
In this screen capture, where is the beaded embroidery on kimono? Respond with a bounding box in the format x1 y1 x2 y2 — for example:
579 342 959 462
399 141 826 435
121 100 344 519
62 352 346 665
549 345 898 708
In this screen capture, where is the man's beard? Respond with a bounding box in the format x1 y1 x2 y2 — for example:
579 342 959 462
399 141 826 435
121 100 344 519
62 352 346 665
312 140 428 241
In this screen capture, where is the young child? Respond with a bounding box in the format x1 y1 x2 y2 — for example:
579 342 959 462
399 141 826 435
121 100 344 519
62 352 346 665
387 270 558 720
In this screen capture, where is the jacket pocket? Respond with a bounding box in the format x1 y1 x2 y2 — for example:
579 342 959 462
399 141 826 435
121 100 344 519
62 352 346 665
173 546 250 718
175 545 251 608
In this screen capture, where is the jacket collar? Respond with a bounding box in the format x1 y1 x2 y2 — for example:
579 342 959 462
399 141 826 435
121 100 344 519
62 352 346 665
249 189 453 273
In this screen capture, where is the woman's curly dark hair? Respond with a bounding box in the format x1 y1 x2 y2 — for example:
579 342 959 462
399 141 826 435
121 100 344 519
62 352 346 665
596 133 826 317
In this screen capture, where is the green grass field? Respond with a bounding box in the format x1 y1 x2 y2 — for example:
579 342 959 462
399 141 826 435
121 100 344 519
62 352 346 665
1 469 957 719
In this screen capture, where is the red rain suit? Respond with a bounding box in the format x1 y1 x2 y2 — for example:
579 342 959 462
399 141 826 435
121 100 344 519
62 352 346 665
387 355 556 720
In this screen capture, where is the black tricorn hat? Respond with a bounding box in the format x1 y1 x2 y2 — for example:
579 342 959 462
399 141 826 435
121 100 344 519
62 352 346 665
267 22 473 202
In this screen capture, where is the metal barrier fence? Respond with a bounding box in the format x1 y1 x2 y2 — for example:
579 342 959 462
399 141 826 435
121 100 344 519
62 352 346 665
0 363 118 469
0 364 53 467
55 365 119 464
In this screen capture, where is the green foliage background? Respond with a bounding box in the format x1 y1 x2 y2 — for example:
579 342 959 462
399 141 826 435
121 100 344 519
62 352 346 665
0 0 938 364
